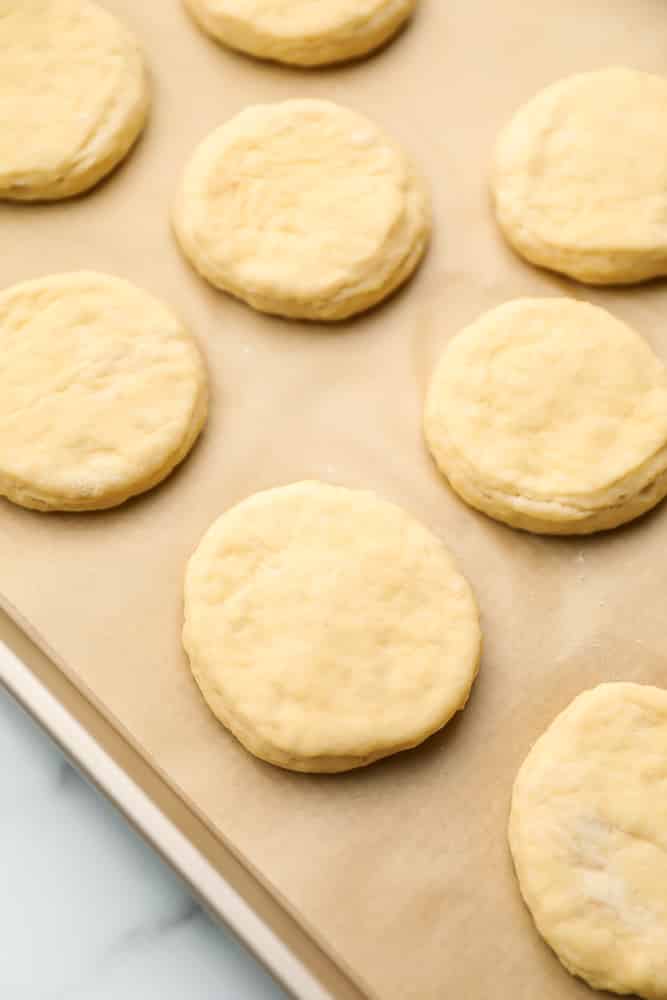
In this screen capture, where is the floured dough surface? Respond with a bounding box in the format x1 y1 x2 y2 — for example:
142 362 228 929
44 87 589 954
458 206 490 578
0 273 208 511
173 100 430 321
183 482 481 773
510 683 667 1000
424 298 667 534
184 0 417 67
0 0 149 201
493 68 667 285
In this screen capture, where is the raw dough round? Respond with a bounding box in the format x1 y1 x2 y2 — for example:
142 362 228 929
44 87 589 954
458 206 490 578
493 68 667 285
424 298 667 535
172 100 430 321
0 0 149 201
183 482 481 773
183 0 417 67
0 272 208 512
510 683 667 1000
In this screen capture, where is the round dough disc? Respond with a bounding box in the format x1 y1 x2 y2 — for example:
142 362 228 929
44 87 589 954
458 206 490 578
510 683 667 1000
424 298 667 535
183 482 481 773
0 273 208 511
183 0 417 67
173 100 430 321
493 68 667 285
0 0 149 201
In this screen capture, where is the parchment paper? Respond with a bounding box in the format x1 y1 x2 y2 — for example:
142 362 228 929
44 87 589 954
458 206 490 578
2 2 667 996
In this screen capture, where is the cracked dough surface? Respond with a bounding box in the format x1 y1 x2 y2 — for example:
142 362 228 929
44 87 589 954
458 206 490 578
183 0 416 67
183 482 481 773
493 68 667 285
0 272 208 512
0 0 149 201
172 100 430 321
424 298 667 534
510 683 667 1000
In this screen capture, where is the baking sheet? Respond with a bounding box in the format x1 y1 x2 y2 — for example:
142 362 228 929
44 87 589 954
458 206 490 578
0 608 361 1000
2 1 667 997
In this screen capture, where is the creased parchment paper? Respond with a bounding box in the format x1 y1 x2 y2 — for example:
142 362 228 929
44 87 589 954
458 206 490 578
2 2 667 997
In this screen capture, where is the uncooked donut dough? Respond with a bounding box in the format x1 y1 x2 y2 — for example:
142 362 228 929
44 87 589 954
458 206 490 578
0 273 207 511
173 100 430 321
183 0 417 67
0 0 149 201
510 683 667 1000
424 298 667 534
183 482 481 773
493 68 667 285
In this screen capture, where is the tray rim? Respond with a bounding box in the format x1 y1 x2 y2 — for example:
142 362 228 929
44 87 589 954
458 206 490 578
0 606 366 1000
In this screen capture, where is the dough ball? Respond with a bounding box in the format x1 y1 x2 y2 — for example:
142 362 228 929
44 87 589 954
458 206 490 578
183 482 481 773
183 0 417 67
510 683 667 1000
173 100 430 321
0 0 149 201
0 272 207 511
493 68 667 284
424 298 667 534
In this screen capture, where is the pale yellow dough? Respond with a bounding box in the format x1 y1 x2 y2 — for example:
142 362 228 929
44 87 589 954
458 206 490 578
510 683 667 1000
183 482 481 773
173 100 430 321
0 273 208 512
0 0 149 201
183 0 417 67
493 68 667 284
424 298 667 534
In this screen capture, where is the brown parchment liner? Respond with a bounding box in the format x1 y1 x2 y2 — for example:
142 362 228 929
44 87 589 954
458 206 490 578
2 2 667 997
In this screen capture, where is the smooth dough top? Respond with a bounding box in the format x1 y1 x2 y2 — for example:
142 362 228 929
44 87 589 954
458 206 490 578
510 683 667 1000
493 68 667 284
173 100 430 321
0 273 208 511
184 0 417 67
425 298 667 514
0 0 149 200
183 482 481 770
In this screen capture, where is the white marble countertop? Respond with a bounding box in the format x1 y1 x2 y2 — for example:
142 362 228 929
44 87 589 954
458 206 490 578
0 684 289 1000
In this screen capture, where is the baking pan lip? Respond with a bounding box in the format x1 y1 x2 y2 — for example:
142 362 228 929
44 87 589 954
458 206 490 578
0 625 338 1000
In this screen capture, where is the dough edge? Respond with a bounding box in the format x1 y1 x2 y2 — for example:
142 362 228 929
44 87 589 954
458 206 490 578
423 428 667 535
183 0 417 67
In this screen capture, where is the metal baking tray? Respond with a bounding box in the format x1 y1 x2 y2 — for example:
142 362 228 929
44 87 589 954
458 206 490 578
0 607 363 1000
